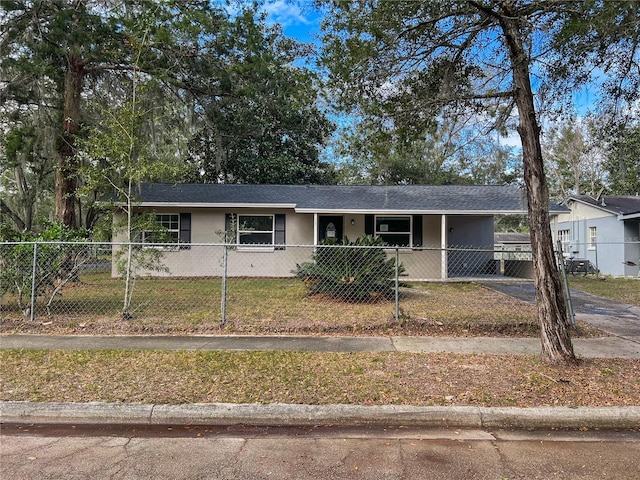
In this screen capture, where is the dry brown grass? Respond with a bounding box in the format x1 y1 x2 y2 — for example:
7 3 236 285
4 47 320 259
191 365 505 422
569 276 640 306
0 277 602 337
1 350 638 407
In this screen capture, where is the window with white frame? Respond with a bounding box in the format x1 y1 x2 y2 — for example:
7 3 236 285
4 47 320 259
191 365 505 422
558 229 570 254
142 213 180 243
238 214 274 245
375 215 411 247
588 226 597 249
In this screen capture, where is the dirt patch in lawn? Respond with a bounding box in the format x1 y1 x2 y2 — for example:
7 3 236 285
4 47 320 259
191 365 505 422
0 312 601 338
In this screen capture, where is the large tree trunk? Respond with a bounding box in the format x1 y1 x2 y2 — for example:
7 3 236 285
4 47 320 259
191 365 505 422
55 53 85 229
499 12 576 365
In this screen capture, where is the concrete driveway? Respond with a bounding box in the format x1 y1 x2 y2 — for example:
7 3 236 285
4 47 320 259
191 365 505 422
480 280 640 343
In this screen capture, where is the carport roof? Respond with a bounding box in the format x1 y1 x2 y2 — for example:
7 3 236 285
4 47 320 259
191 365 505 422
130 183 566 215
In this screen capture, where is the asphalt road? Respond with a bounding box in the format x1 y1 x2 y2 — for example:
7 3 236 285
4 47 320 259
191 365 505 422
2 425 639 479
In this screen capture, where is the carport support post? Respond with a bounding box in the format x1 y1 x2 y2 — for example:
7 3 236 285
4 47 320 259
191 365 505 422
441 215 448 280
395 247 399 322
220 244 228 327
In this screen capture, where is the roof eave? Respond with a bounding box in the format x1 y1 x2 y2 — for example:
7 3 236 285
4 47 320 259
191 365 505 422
119 202 298 209
294 208 528 215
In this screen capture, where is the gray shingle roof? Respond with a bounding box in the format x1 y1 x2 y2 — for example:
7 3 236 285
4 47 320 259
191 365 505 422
134 183 564 214
570 195 640 217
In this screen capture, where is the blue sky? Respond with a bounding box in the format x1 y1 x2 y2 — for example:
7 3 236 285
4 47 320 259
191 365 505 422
261 1 323 43
255 1 608 151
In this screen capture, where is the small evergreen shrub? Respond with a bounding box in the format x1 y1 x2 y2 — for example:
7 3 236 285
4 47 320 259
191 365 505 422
295 235 405 303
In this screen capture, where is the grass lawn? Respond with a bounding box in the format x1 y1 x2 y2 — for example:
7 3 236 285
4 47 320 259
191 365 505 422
3 275 636 409
569 276 640 306
1 272 601 337
1 350 638 407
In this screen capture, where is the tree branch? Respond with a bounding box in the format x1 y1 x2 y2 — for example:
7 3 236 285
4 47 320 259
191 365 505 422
0 198 26 231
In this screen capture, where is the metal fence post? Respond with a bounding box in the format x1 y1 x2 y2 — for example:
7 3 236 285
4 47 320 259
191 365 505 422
556 240 575 328
29 242 38 322
395 247 399 322
220 244 228 327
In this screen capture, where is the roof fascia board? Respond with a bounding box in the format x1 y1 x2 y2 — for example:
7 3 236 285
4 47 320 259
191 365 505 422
129 202 298 209
294 208 527 215
619 212 640 220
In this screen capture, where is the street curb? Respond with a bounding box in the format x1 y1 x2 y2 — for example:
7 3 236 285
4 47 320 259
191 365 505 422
2 401 639 430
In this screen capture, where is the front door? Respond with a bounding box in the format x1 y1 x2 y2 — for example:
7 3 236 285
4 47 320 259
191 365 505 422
318 216 344 244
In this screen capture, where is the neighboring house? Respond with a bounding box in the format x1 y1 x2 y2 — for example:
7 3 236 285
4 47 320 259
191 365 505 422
550 194 640 277
494 232 533 278
112 183 565 280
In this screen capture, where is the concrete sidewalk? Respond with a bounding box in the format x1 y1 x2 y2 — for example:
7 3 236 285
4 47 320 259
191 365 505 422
1 333 639 358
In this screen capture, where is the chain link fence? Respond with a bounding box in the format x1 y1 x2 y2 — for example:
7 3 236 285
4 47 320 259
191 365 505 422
4 240 632 327
559 240 640 278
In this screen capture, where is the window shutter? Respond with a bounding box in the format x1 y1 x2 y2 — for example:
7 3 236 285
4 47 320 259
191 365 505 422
275 214 286 250
364 215 374 236
412 215 422 248
179 213 191 249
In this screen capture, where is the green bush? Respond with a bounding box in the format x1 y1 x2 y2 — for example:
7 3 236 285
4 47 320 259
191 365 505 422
0 222 90 311
295 235 405 302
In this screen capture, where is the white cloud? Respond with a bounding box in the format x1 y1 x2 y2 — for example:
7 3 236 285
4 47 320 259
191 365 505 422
262 1 311 28
499 132 522 148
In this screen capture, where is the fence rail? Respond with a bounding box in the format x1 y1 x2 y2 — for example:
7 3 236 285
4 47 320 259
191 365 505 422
1 240 636 325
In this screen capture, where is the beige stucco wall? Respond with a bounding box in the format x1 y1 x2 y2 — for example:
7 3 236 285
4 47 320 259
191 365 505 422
422 215 442 247
111 210 476 280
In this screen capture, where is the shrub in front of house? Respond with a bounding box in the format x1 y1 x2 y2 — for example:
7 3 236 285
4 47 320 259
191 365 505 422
295 235 405 303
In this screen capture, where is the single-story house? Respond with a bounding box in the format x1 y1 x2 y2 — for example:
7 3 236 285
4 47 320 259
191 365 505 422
550 194 640 277
112 183 566 280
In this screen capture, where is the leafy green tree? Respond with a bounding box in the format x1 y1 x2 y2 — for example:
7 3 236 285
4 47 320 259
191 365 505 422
0 56 59 232
335 120 467 185
184 10 336 185
320 0 640 364
333 101 521 186
79 26 183 319
1 123 55 231
2 1 335 229
604 122 640 195
1 0 237 228
542 118 606 200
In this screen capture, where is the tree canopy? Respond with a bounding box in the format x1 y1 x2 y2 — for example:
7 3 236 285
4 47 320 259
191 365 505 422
604 122 640 195
319 0 640 364
1 1 334 233
184 10 335 185
335 118 522 186
542 117 606 200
